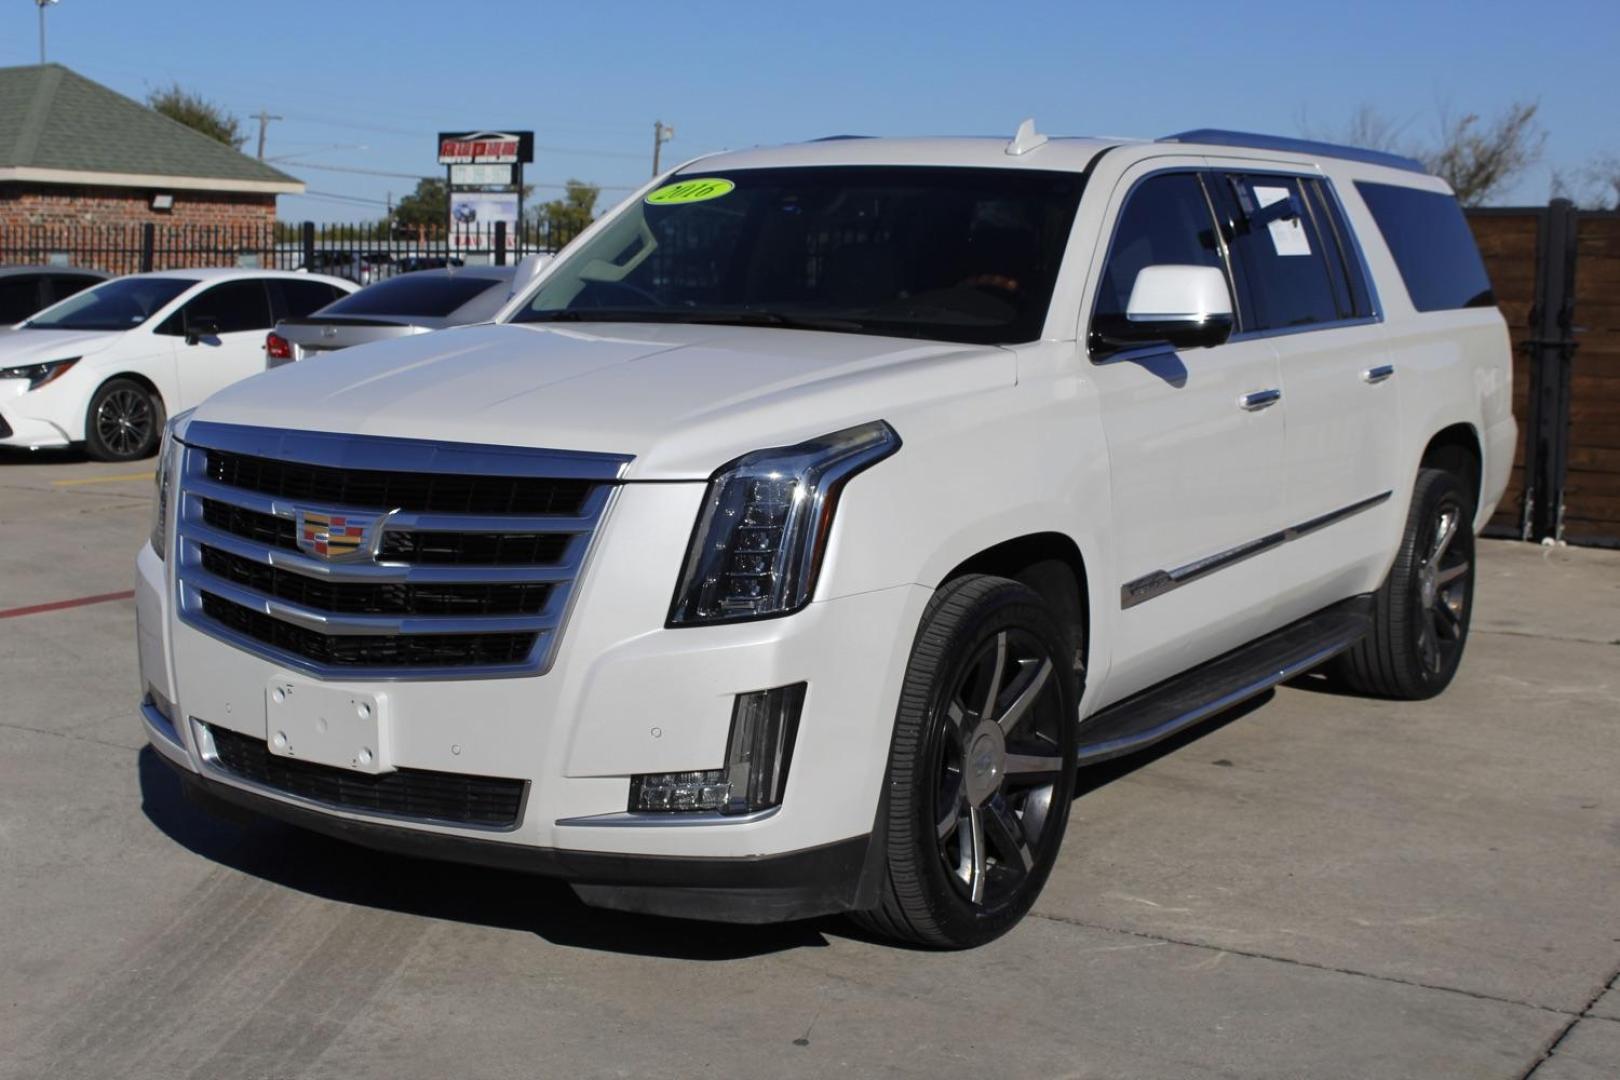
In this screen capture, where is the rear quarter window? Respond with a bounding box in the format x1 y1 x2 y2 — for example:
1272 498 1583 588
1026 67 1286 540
1354 182 1494 312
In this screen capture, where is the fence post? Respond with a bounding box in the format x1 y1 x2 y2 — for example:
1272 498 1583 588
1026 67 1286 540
494 221 507 266
1521 199 1581 542
301 221 316 270
139 223 155 273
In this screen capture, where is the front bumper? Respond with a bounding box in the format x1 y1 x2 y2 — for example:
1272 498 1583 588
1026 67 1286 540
137 484 930 921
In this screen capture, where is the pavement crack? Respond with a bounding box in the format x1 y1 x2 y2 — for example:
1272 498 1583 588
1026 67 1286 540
1517 961 1620 1080
1475 628 1620 647
1028 911 1580 1017
0 718 136 754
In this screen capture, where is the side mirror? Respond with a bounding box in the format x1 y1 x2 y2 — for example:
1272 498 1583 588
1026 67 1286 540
508 253 551 298
1090 265 1234 356
183 315 220 346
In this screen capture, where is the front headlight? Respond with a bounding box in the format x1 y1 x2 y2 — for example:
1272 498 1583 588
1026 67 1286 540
0 357 80 390
150 413 189 560
669 421 901 626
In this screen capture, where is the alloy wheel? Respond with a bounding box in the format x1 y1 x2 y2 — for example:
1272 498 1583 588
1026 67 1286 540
95 388 153 458
1414 497 1471 676
932 628 1067 908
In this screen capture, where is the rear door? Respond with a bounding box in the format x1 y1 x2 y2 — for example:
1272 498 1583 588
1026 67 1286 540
162 279 276 408
1208 167 1399 618
1084 164 1289 704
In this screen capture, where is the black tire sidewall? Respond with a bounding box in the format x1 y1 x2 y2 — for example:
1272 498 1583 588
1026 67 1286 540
1401 470 1476 694
84 378 163 462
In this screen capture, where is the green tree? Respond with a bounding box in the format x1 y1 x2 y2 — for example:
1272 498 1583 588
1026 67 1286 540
534 180 600 241
146 83 247 152
391 177 448 230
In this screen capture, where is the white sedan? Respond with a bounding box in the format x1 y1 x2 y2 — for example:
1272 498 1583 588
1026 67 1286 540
0 268 354 461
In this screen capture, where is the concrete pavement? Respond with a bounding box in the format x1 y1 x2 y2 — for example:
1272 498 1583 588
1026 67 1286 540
2 448 1617 1079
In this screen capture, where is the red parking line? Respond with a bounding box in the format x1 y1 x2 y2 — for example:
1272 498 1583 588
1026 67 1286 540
0 590 136 620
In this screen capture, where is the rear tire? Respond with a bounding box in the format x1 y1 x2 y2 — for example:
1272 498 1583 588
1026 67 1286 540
84 378 163 462
852 575 1079 949
1336 468 1476 700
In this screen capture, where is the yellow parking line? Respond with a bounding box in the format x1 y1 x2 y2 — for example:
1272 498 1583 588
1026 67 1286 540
51 471 155 487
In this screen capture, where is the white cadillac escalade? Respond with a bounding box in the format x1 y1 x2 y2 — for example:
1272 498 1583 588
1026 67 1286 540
137 126 1515 948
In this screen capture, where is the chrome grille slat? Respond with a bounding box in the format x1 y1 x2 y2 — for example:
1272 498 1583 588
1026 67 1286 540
174 422 629 680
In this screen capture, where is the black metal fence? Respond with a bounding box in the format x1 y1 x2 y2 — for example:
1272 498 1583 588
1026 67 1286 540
0 220 587 280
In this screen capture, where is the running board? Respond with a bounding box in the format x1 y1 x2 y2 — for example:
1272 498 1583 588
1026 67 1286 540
1077 595 1374 764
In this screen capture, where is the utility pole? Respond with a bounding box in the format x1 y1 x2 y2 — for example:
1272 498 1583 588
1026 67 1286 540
36 0 60 64
253 109 283 161
651 120 674 176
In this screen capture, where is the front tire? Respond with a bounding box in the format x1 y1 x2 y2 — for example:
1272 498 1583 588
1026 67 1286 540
853 575 1078 949
1337 468 1476 699
84 378 163 462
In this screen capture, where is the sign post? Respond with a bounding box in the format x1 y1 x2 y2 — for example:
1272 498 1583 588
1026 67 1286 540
437 130 534 263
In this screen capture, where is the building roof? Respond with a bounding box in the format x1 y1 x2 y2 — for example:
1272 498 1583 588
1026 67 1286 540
0 63 303 195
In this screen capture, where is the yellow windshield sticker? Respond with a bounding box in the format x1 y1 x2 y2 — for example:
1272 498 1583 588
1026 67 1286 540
646 178 735 205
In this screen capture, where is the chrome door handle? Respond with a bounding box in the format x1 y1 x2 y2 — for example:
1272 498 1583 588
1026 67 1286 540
1362 364 1395 384
1239 388 1281 411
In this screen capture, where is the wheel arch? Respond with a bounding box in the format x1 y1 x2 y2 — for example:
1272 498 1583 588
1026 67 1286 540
938 531 1091 681
1419 422 1483 513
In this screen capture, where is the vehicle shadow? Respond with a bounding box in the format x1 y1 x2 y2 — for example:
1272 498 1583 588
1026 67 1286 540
0 446 93 465
136 747 834 960
138 692 1275 957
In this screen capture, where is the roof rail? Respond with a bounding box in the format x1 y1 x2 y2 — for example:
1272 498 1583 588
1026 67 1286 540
1159 129 1428 175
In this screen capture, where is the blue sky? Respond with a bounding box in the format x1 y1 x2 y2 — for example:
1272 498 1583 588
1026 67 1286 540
4 0 1617 221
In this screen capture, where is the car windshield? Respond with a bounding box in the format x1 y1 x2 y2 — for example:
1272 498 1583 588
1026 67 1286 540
511 165 1086 345
24 276 195 331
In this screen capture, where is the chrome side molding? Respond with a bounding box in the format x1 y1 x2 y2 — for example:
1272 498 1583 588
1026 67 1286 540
1120 491 1392 609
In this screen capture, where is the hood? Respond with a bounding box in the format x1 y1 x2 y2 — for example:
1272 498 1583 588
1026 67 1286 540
0 328 126 365
192 321 1013 479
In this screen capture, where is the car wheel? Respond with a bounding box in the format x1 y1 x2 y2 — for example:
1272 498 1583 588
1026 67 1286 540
1336 468 1476 700
84 378 164 462
853 574 1078 949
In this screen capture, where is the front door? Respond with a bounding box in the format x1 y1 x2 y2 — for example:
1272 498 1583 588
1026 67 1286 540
167 279 275 409
1083 167 1289 706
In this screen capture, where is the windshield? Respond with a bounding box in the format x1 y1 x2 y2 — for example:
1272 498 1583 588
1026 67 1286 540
511 166 1085 345
25 277 195 331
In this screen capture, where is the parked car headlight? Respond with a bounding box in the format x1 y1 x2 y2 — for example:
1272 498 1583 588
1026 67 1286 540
150 412 190 560
0 357 79 391
668 421 901 625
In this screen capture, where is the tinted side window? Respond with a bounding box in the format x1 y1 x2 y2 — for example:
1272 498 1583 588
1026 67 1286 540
0 277 42 323
1093 172 1224 324
1355 182 1494 312
1221 174 1341 331
1303 180 1374 319
271 279 346 320
163 281 272 335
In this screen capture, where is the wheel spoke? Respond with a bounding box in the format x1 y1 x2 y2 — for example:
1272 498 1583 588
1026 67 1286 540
985 796 1033 874
1419 618 1442 672
1434 598 1464 638
967 806 987 904
1003 750 1063 784
944 700 969 739
995 657 1052 736
1435 561 1470 586
1429 509 1458 566
980 632 1007 719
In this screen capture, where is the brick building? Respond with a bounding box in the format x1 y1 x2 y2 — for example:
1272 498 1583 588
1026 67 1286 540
0 63 302 233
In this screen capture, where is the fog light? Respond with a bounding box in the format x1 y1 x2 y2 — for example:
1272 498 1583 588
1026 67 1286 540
630 683 806 814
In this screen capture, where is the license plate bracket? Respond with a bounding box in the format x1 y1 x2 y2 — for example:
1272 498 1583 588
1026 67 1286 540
265 679 390 774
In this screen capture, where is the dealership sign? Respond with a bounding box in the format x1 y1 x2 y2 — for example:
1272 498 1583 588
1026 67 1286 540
437 131 535 165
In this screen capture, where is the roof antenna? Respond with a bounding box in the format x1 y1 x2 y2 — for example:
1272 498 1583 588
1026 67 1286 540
1006 117 1048 156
